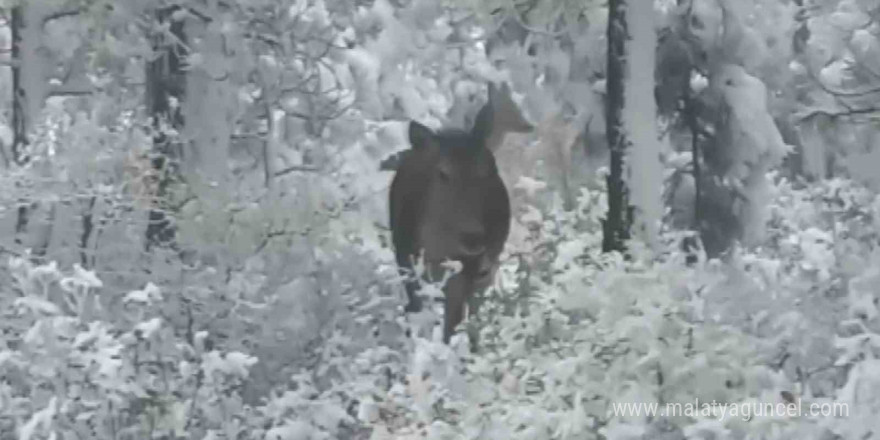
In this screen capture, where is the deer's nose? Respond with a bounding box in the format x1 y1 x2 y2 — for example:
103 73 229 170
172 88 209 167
474 255 496 283
476 266 492 279
459 230 487 256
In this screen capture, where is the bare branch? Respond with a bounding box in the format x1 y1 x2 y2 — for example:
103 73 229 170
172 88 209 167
806 61 880 97
263 102 274 188
43 8 82 25
820 83 880 97
231 132 268 140
274 165 320 177
796 106 880 121
185 6 212 23
48 84 95 97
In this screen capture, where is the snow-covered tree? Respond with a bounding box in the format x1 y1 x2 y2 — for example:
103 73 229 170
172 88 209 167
1 2 880 439
602 0 663 253
660 0 795 256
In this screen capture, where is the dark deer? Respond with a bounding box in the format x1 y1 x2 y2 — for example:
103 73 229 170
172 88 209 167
388 82 532 347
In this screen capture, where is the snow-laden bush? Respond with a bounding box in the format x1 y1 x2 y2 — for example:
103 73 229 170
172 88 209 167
359 176 880 440
0 257 410 440
368 233 775 439
0 258 260 439
5 174 880 440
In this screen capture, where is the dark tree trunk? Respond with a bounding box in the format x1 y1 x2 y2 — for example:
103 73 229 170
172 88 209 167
80 196 97 266
144 6 187 251
684 88 701 230
11 6 30 247
682 87 702 264
11 6 27 164
602 0 632 253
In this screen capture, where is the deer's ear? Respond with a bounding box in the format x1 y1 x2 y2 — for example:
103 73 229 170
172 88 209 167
491 82 534 133
471 102 493 145
475 82 534 151
408 121 434 149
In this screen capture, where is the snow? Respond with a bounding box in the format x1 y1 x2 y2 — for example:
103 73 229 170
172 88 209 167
4 1 880 439
819 59 850 87
850 28 875 53
625 0 663 248
514 175 548 197
715 64 791 245
689 0 723 50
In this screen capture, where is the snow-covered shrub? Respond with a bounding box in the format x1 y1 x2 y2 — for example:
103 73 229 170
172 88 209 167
0 258 263 439
0 257 411 440
354 175 880 440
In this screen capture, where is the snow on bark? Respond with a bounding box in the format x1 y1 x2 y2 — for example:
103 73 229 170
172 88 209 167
145 6 187 250
624 0 662 248
797 116 828 180
689 0 723 52
603 0 632 254
11 1 56 251
184 18 234 195
715 64 790 246
19 1 52 140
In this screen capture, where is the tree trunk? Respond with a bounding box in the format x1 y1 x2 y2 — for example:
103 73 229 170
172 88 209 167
624 0 661 248
11 2 52 251
144 6 187 251
11 6 26 165
602 0 632 253
183 15 232 193
11 6 28 248
682 89 702 263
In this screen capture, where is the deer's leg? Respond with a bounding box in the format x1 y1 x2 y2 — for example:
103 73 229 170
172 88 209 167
466 287 484 352
403 276 422 313
466 271 494 351
465 256 499 351
443 274 468 344
397 254 423 313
